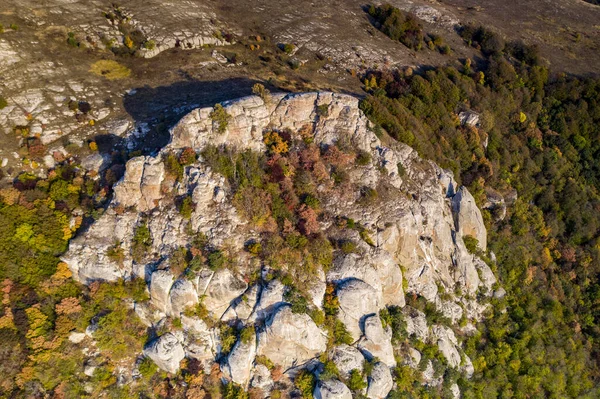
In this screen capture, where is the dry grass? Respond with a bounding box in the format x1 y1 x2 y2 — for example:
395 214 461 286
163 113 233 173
90 60 131 80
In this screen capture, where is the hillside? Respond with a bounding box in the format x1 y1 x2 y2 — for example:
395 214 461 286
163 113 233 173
1 1 600 398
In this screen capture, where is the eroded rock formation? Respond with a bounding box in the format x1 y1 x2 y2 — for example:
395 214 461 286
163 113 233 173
63 92 498 395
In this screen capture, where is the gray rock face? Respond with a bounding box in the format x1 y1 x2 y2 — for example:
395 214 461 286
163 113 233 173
458 111 480 128
452 186 487 251
366 362 393 399
222 331 257 386
432 325 461 368
257 306 327 370
328 251 404 309
249 279 286 322
314 379 352 399
251 364 274 391
150 269 175 314
403 308 429 342
143 333 185 374
329 344 364 379
336 279 380 342
113 156 165 212
60 92 498 390
357 314 396 368
169 279 199 316
202 268 248 318
81 153 106 172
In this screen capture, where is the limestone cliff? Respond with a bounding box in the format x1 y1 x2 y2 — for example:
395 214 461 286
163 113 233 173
62 92 498 396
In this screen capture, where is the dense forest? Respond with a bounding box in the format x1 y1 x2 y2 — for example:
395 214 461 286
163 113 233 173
1 3 600 398
360 9 600 397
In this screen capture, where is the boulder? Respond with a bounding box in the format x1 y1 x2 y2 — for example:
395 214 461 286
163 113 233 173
81 153 106 173
357 314 396 367
228 284 260 321
458 111 480 127
328 251 404 309
143 333 185 374
222 331 257 386
329 344 364 379
169 279 199 316
366 362 393 399
336 279 380 342
257 305 327 370
249 279 286 322
250 364 274 391
202 269 248 318
452 186 487 251
474 257 497 294
432 325 461 368
314 379 352 399
150 269 175 314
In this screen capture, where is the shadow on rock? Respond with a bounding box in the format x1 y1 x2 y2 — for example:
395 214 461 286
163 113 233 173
122 77 264 153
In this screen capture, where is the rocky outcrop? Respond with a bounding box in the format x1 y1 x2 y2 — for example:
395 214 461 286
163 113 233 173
366 362 393 399
62 92 498 389
336 279 380 342
314 379 352 399
201 269 248 318
329 344 364 379
249 279 286 322
432 325 461 368
143 333 185 374
257 306 328 370
169 279 199 316
328 251 404 309
357 315 396 368
251 364 274 391
150 269 175 314
222 332 257 386
452 186 487 251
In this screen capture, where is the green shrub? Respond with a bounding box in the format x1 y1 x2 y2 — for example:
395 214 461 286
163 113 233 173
355 150 372 166
131 222 152 263
67 32 79 47
368 5 424 50
164 152 184 180
333 319 354 345
281 43 296 54
210 103 231 134
252 83 271 102
222 382 249 399
320 359 339 380
143 40 156 50
106 241 125 266
240 325 255 344
207 249 226 270
219 324 237 356
316 104 329 117
138 357 158 379
347 369 367 391
285 287 309 314
0 96 7 109
294 370 316 399
463 235 479 254
340 240 358 254
178 196 194 219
